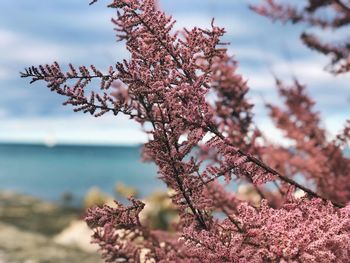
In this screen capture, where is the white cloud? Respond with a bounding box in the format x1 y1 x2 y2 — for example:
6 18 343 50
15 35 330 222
0 114 147 145
255 117 294 147
231 46 280 62
0 28 125 66
244 71 276 91
0 28 69 64
60 9 114 31
0 108 9 118
0 28 17 45
324 114 350 137
172 13 257 38
236 52 350 92
255 113 349 147
273 59 350 88
0 66 12 80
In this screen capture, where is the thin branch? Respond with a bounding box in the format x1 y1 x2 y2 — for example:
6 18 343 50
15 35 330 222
207 124 344 208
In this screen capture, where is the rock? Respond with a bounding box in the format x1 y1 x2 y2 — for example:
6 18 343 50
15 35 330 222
53 220 99 253
0 222 102 263
0 191 103 262
0 191 81 236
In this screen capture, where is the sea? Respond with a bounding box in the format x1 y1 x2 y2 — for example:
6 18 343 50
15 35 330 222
0 143 348 206
0 143 163 206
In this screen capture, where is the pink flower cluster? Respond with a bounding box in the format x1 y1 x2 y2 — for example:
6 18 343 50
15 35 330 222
21 0 350 262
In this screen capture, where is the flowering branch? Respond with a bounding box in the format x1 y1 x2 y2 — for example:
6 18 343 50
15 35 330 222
21 0 350 261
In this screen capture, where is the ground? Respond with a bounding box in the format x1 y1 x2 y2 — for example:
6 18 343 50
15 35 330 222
0 191 102 263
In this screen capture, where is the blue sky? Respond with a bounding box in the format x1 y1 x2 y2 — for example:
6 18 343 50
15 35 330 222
0 0 349 145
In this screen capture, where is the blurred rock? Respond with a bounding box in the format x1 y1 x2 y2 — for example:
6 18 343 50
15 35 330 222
60 191 75 207
53 220 99 253
140 191 178 230
83 187 114 209
0 191 81 236
237 185 261 205
0 191 102 262
115 182 139 198
0 222 102 263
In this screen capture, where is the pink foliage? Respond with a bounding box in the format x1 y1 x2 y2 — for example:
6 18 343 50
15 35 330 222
251 0 350 74
21 0 350 262
262 79 350 204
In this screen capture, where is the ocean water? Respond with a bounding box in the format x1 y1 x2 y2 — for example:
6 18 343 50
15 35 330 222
1 144 348 206
0 144 163 205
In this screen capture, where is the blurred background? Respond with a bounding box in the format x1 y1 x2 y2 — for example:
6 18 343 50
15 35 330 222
0 0 349 262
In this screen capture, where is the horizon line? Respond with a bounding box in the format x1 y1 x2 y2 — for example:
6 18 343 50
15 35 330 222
0 140 143 147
